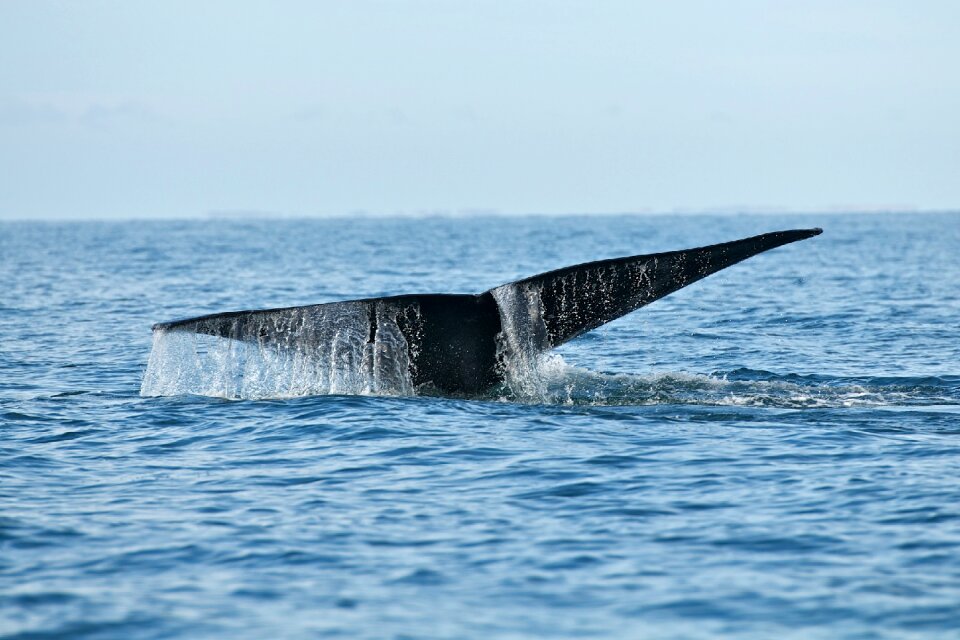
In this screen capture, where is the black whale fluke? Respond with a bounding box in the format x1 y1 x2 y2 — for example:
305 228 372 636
512 227 823 349
152 228 822 395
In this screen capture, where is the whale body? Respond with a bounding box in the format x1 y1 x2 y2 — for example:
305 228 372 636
151 228 822 395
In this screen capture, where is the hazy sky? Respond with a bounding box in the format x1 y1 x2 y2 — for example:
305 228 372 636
1 1 958 219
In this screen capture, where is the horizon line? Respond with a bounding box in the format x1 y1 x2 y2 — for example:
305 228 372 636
2 207 958 224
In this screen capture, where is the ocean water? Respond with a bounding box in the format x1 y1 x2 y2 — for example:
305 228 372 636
2 212 960 639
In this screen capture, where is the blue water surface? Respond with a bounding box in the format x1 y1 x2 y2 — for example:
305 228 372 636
2 213 960 639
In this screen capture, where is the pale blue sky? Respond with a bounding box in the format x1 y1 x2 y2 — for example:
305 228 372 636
1 1 957 219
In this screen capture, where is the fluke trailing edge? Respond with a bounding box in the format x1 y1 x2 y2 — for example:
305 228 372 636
151 228 822 395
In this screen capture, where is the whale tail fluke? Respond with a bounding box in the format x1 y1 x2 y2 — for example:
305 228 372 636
148 228 822 395
494 228 822 349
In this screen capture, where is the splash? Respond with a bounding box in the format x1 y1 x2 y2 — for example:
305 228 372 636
493 362 959 409
490 282 552 401
140 303 415 399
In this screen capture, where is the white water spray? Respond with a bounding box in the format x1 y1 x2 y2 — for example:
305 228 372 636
140 303 415 399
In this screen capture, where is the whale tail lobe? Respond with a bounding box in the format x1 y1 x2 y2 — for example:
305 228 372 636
493 228 822 349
